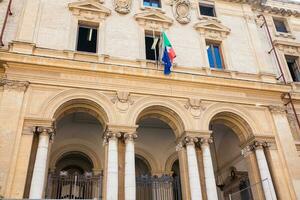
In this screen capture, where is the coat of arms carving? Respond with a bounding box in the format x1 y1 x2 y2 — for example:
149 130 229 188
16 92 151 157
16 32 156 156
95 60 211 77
172 0 191 24
114 0 132 14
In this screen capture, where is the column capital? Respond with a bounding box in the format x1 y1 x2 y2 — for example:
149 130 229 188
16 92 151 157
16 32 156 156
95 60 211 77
35 126 55 141
242 135 277 152
105 130 122 140
200 137 213 146
0 78 29 92
124 132 138 142
268 105 286 114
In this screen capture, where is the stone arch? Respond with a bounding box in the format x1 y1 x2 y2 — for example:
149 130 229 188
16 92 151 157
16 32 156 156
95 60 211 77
135 147 159 174
129 97 191 138
41 89 115 125
201 103 260 143
49 144 102 172
165 152 179 173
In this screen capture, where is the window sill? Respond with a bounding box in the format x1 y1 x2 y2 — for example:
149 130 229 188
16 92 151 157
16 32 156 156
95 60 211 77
275 32 295 40
198 15 220 23
140 5 165 13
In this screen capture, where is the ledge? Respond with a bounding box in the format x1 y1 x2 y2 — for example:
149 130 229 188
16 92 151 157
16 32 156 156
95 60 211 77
0 41 291 93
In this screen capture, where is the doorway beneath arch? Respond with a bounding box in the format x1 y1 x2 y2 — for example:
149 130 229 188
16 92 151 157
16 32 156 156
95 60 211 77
135 116 183 200
45 109 105 199
210 120 254 200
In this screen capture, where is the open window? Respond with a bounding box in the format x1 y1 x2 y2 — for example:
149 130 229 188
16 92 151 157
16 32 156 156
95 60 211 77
145 32 160 61
76 24 98 53
206 41 224 69
143 0 161 8
273 18 289 33
199 3 216 17
285 56 300 82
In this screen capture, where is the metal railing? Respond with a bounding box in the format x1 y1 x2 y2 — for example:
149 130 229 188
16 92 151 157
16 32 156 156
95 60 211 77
46 172 103 199
228 178 272 200
136 175 182 200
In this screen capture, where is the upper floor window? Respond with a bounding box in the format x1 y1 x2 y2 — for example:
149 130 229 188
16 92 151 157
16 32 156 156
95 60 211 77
76 25 98 53
285 56 300 82
273 18 288 33
143 0 161 8
145 33 160 61
206 41 224 69
199 4 216 17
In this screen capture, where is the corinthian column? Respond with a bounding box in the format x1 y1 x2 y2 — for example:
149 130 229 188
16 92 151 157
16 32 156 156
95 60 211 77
184 136 203 200
105 131 121 200
200 138 218 200
29 126 54 199
252 141 277 200
124 133 137 200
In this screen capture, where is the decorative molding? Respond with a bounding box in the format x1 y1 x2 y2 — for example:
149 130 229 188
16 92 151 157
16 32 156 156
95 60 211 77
273 40 300 56
68 0 111 23
0 78 29 91
172 0 191 24
184 98 205 118
114 0 132 14
111 91 134 112
135 10 173 30
221 0 300 18
268 105 286 114
194 19 230 40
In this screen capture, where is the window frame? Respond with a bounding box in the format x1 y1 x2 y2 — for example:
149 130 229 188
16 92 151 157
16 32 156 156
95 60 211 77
197 1 217 20
273 17 290 33
142 0 162 9
144 31 161 61
205 40 225 69
285 55 300 82
76 23 99 54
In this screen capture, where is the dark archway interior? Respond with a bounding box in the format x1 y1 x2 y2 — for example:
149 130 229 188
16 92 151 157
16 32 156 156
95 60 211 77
135 156 151 176
55 152 94 174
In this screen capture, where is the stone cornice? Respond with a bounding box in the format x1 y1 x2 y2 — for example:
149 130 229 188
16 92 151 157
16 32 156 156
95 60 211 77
194 19 231 40
273 40 300 56
68 0 111 22
0 50 291 95
134 10 173 30
222 0 300 17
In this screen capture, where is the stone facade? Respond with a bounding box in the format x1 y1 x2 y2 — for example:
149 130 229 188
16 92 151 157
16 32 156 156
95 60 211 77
0 0 300 199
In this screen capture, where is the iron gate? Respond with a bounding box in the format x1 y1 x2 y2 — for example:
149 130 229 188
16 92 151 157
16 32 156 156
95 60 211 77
46 172 103 199
136 175 182 200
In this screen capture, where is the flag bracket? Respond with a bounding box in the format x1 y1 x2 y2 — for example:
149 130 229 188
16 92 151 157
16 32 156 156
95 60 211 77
276 74 283 80
268 47 274 54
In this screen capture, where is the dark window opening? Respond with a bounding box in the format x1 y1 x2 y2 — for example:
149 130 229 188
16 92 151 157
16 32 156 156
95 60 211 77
143 0 161 8
273 18 288 33
77 25 98 53
199 4 216 17
206 42 224 69
145 34 160 61
286 56 300 82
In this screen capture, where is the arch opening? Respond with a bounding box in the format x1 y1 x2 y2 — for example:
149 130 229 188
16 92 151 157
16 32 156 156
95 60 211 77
135 105 185 138
209 112 255 200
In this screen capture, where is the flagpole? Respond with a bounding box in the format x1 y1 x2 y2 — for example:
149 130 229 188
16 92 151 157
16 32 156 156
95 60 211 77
152 29 159 70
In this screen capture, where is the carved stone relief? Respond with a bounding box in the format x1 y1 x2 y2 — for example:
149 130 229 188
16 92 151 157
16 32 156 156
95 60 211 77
68 0 111 23
114 0 132 14
111 91 134 112
184 98 205 118
172 0 191 24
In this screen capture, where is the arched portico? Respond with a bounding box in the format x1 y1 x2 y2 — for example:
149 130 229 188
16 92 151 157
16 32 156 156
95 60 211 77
27 92 112 199
205 108 277 200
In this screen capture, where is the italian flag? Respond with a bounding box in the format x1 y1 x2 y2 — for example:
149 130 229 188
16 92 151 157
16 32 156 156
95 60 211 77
161 32 176 75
